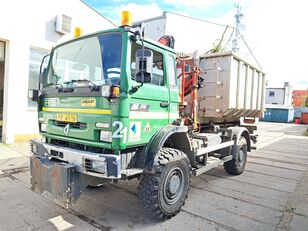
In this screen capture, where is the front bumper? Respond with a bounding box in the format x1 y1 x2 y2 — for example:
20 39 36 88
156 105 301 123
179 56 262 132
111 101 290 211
30 156 87 205
30 139 121 205
30 139 121 179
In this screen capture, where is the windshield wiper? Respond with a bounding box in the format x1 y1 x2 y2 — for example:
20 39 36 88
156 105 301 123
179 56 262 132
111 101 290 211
44 82 63 90
63 79 99 91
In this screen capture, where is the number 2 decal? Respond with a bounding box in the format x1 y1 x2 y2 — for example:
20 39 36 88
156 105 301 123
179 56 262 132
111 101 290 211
112 121 127 144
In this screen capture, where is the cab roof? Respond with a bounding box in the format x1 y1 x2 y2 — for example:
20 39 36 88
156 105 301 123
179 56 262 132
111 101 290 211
53 27 176 54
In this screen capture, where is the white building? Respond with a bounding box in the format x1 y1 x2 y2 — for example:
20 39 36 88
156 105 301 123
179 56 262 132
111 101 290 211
135 12 253 58
265 82 292 106
0 0 115 143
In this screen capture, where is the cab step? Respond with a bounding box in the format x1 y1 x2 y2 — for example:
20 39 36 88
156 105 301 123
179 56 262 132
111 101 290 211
192 155 233 176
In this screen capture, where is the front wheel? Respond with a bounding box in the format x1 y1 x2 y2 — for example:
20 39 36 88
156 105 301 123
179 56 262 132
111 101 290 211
224 136 247 175
138 148 190 219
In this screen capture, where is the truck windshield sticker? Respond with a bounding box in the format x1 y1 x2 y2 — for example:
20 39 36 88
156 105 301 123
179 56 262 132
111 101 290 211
128 122 141 142
81 98 96 107
144 122 151 132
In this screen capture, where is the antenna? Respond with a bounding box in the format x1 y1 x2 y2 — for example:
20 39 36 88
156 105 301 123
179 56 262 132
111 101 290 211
232 4 244 52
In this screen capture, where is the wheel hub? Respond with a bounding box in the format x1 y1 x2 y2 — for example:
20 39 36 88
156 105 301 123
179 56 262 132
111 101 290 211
163 167 185 205
239 150 244 162
169 175 181 194
238 149 245 167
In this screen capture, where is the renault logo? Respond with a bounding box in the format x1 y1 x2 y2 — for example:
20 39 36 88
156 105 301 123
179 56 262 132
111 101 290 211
64 124 70 135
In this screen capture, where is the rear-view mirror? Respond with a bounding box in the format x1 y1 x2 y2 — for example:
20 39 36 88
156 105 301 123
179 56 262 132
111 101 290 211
28 89 39 102
135 49 153 83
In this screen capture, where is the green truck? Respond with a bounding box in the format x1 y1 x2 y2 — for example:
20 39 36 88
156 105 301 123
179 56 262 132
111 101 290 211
28 22 264 219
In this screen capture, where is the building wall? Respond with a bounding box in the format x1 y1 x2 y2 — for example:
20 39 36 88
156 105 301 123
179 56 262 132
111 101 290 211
283 83 293 106
265 83 293 106
0 62 4 121
293 90 308 107
165 12 231 54
0 0 115 143
136 16 167 41
140 12 233 55
265 88 285 105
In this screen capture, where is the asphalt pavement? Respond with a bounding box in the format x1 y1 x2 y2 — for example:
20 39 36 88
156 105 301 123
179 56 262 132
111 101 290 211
0 122 308 231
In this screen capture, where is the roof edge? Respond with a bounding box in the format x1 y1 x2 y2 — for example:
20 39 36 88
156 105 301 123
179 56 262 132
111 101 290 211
80 0 117 27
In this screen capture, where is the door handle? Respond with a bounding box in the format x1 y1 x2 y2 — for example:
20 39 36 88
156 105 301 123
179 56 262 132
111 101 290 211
160 101 169 108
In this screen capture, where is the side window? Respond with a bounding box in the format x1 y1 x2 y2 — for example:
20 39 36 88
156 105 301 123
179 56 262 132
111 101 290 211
131 43 164 86
167 55 176 88
28 47 48 107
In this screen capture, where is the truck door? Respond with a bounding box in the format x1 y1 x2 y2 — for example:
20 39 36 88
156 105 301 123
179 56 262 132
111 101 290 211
128 43 170 145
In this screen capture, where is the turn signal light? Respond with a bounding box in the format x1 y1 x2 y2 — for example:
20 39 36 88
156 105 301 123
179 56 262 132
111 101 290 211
111 86 120 97
121 11 132 27
101 84 120 98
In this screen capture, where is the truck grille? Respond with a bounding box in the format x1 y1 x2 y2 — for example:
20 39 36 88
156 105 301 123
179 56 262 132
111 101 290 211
50 139 107 154
53 120 87 129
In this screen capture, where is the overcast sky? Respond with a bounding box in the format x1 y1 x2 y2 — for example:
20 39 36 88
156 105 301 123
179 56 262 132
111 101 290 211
84 0 308 90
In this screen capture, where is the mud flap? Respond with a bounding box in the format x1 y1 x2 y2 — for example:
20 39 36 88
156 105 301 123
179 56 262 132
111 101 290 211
30 156 88 206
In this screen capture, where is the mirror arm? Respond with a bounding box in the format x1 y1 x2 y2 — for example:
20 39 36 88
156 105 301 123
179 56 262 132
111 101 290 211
140 38 145 83
133 30 145 91
38 54 50 91
39 54 50 74
130 82 143 93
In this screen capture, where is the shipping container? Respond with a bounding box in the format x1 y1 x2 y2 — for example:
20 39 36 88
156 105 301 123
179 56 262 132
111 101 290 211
197 51 266 123
294 107 308 118
263 106 294 123
301 112 308 124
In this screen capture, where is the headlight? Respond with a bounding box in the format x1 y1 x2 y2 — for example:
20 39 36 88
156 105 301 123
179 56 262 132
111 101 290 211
100 131 112 142
101 85 111 97
41 136 46 143
91 159 107 173
31 142 38 155
40 123 47 132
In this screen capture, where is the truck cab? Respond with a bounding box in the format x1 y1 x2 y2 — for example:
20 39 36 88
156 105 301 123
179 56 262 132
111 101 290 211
38 28 178 150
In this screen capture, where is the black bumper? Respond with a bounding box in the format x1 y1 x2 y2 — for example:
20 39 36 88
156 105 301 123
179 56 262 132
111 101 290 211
30 156 88 205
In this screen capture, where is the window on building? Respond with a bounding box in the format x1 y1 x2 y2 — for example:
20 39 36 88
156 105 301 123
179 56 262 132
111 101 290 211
131 43 164 86
269 91 275 97
28 48 48 107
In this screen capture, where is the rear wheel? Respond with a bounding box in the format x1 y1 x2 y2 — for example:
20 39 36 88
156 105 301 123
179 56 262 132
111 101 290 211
224 136 247 175
138 148 190 219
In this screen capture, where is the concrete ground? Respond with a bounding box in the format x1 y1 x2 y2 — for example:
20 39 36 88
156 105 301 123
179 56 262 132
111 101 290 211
0 122 308 231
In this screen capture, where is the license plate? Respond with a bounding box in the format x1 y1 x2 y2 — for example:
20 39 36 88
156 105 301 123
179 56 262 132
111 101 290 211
56 114 77 123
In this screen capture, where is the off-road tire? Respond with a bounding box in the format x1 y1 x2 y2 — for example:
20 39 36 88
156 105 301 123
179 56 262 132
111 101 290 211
224 136 247 175
138 148 190 219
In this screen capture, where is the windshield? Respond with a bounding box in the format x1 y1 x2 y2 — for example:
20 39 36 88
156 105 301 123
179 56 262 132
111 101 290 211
45 33 122 87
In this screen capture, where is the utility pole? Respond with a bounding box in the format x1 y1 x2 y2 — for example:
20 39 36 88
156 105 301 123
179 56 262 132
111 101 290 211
232 4 244 53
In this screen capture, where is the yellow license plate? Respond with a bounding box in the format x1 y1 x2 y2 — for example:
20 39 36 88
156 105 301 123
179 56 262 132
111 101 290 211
56 114 77 123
